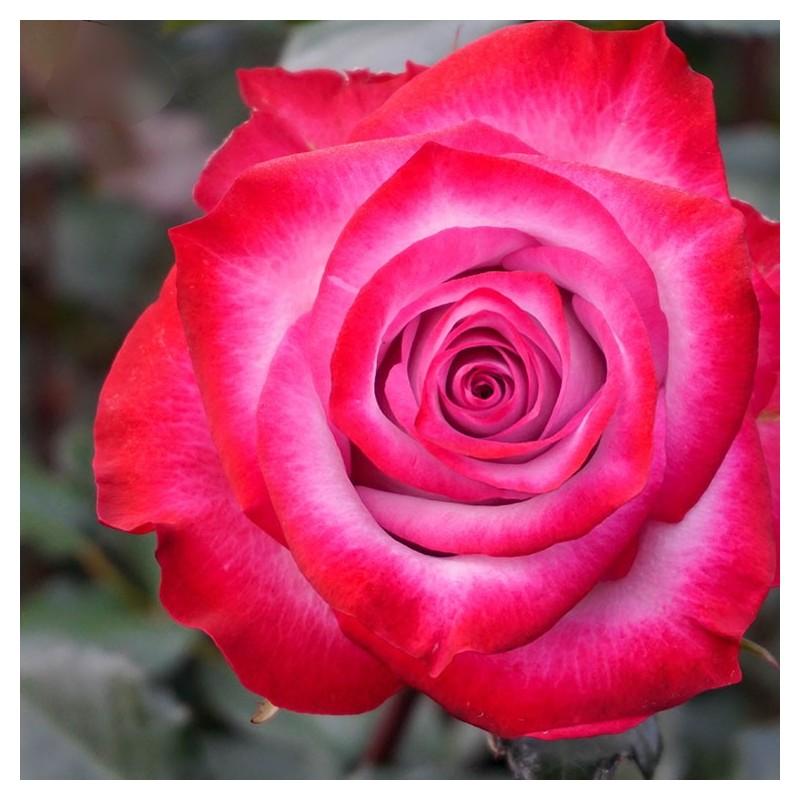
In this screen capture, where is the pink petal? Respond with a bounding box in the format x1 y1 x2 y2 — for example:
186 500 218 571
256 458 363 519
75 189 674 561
331 257 580 499
422 290 652 503
733 200 779 416
351 232 658 555
94 271 401 712
351 22 729 202
259 319 659 674
511 154 759 522
339 417 775 737
172 125 536 536
195 63 425 210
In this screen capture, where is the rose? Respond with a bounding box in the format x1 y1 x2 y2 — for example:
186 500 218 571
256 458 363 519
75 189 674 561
94 21 779 739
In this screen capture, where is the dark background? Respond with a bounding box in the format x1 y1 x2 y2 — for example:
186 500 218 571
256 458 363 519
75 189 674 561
20 20 779 779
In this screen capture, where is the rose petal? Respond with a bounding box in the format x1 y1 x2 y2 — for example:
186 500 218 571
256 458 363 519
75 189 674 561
756 413 779 585
732 198 780 291
510 154 759 522
259 318 659 673
172 125 537 537
194 113 306 211
352 22 729 202
94 271 401 712
733 200 779 416
331 254 576 500
195 63 426 210
338 416 775 737
351 237 657 554
416 298 629 496
377 267 567 448
310 143 663 414
239 63 425 147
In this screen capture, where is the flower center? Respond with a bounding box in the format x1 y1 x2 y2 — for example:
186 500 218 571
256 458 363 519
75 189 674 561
472 381 494 400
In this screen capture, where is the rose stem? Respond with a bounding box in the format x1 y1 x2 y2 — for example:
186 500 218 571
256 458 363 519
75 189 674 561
359 687 420 767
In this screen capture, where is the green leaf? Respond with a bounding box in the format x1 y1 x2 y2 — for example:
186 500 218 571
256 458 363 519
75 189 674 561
21 637 190 779
733 724 780 779
21 450 88 558
21 580 196 673
280 20 518 72
52 193 162 315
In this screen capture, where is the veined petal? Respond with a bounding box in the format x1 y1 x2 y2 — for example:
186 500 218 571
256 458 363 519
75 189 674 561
339 417 774 737
94 271 401 712
352 22 729 201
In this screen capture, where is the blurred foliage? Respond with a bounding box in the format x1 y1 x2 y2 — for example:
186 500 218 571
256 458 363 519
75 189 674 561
20 20 779 779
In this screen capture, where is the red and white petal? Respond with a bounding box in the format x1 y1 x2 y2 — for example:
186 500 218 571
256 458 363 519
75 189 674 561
757 412 779 585
750 266 780 416
352 22 729 202
310 144 662 411
172 125 534 537
95 270 219 535
194 113 306 211
239 63 425 149
732 200 779 416
512 154 759 522
259 318 658 675
94 271 401 712
732 198 779 290
195 63 426 211
339 417 775 738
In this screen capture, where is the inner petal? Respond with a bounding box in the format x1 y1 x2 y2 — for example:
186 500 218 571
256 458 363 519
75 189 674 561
416 302 564 448
436 344 531 438
453 363 511 408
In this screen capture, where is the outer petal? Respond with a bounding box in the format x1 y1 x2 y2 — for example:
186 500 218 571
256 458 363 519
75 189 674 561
239 64 426 149
195 63 425 210
351 22 729 202
733 199 779 415
732 198 780 291
339 417 775 738
732 201 779 580
194 113 306 212
757 412 779 585
172 125 535 538
94 270 401 713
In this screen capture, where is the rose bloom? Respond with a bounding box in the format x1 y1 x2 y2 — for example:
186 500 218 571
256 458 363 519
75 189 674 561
94 21 779 739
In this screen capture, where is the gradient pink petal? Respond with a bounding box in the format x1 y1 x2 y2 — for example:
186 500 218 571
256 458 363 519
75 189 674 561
339 417 774 737
94 271 401 712
259 319 660 673
195 62 425 210
352 22 729 201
